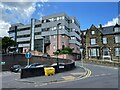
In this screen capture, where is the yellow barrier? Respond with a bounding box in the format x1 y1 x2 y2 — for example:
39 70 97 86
44 67 55 76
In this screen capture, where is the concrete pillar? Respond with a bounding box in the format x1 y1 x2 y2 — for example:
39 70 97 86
43 36 45 53
30 18 35 51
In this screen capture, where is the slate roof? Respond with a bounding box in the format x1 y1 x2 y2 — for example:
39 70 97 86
99 24 120 35
99 26 114 35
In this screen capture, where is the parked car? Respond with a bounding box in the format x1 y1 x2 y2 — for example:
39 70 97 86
42 54 50 58
51 63 65 67
10 65 23 73
24 63 46 68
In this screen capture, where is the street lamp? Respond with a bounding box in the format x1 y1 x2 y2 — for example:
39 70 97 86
56 23 61 72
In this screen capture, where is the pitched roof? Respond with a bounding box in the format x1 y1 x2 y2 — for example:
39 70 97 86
98 24 120 35
99 26 114 35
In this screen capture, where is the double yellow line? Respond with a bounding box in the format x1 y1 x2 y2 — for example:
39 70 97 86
77 67 92 80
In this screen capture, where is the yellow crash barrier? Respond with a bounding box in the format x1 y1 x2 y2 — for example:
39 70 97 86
44 67 55 76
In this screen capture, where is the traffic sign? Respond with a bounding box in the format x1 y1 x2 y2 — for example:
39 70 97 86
25 52 32 59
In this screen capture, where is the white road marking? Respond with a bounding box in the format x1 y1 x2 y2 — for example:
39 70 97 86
94 75 100 77
101 74 105 76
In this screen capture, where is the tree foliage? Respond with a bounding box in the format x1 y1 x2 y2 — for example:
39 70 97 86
2 36 16 53
54 47 73 55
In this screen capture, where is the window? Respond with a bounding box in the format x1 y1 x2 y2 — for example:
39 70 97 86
53 45 56 50
49 18 52 21
44 20 46 23
62 16 65 20
51 18 54 21
53 26 57 30
115 36 120 43
91 48 96 56
103 48 110 56
35 24 41 28
71 36 75 40
115 48 120 56
114 27 120 32
57 17 60 21
59 25 62 29
53 35 56 38
103 37 107 44
72 28 76 32
72 19 74 23
91 31 95 35
51 27 54 31
62 26 65 29
59 17 62 20
83 32 86 35
62 35 64 38
90 38 96 45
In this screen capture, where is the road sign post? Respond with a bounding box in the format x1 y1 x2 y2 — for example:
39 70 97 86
25 52 32 66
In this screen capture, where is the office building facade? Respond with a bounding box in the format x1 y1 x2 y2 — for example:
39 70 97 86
8 13 81 60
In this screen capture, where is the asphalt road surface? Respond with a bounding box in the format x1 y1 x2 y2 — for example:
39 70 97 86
1 61 119 89
36 62 119 88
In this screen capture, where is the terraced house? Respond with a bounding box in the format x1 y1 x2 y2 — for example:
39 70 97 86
86 24 120 62
8 12 81 60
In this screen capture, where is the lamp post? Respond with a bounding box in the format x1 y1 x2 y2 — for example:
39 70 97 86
56 23 61 72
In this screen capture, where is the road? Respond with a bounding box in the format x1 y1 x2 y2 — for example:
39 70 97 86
36 62 119 88
1 62 119 89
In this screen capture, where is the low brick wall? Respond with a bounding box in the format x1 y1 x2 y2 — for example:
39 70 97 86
83 59 120 67
2 54 72 71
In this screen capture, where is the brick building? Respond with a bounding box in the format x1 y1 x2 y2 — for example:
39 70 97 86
86 24 120 61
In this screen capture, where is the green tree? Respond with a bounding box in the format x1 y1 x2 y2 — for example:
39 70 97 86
2 36 16 53
54 47 73 55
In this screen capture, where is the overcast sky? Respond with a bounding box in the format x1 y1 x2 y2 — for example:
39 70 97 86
0 1 119 37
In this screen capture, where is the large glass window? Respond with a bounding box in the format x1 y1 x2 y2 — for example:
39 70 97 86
115 48 120 56
115 36 120 43
90 38 96 45
103 37 107 44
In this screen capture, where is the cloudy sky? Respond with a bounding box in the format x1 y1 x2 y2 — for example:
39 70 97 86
0 1 119 37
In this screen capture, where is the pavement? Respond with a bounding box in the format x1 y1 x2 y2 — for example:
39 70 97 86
2 62 89 88
17 65 89 85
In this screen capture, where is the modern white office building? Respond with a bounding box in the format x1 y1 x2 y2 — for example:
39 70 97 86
8 12 81 60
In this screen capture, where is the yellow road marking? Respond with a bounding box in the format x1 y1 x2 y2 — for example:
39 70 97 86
79 68 92 80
